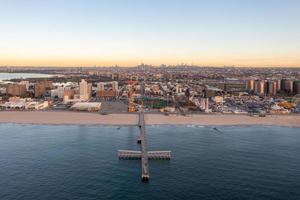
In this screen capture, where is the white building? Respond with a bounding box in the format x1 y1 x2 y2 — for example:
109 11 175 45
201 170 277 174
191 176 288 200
25 101 49 110
176 84 182 93
0 87 6 94
97 82 105 91
57 86 65 99
112 81 118 91
80 79 92 101
51 89 58 98
1 98 26 109
70 102 101 112
0 97 49 110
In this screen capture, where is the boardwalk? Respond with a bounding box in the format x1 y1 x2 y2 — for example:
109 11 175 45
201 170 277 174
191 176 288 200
118 111 171 181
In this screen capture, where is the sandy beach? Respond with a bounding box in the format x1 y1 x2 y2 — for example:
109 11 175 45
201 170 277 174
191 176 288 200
0 111 299 127
0 111 137 125
146 114 300 127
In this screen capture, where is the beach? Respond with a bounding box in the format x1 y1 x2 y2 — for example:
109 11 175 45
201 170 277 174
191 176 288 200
146 114 300 127
0 111 299 127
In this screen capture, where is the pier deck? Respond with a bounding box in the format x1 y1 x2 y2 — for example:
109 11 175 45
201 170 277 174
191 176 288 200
139 112 150 181
118 150 171 159
118 111 171 181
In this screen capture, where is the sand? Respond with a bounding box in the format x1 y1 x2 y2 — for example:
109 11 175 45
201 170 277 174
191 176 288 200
146 114 300 127
0 111 299 127
0 111 137 125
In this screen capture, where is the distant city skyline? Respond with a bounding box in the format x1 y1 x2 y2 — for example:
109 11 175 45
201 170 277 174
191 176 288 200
0 0 300 67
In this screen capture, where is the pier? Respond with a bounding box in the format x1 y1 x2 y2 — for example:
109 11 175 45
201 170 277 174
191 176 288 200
118 112 171 181
118 150 171 160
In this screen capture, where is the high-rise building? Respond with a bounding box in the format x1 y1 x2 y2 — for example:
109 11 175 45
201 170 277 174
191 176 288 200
255 80 266 95
246 79 255 91
293 81 300 94
285 80 294 93
96 81 118 99
50 89 58 98
34 84 46 98
176 85 182 93
63 89 75 102
19 81 30 91
280 79 293 93
275 80 281 91
57 86 65 99
6 84 27 97
112 81 118 91
280 79 286 91
34 81 53 98
97 82 105 91
80 79 92 101
267 81 277 95
51 86 65 99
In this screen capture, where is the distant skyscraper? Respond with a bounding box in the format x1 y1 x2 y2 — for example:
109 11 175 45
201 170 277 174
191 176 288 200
80 79 92 101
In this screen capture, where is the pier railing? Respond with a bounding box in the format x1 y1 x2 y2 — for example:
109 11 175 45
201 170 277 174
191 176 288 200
118 150 171 160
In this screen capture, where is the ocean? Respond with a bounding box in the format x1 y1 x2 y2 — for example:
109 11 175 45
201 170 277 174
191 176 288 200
0 124 299 200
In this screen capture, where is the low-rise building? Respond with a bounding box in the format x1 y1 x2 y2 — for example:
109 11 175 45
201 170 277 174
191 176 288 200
0 97 49 110
70 102 101 112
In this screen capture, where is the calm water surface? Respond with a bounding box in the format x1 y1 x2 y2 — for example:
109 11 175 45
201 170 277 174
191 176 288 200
0 73 52 81
0 124 299 200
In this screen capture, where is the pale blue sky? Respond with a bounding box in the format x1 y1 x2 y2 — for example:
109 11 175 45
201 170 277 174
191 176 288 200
0 0 299 66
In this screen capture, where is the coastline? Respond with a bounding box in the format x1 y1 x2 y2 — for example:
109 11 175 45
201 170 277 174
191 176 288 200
0 111 300 127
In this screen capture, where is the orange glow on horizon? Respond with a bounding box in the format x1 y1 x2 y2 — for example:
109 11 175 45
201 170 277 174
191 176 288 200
0 56 299 67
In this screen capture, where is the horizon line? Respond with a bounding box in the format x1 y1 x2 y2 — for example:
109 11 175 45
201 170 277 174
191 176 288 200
0 65 300 69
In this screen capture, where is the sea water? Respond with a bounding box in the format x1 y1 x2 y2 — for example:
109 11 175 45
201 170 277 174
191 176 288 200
0 124 299 200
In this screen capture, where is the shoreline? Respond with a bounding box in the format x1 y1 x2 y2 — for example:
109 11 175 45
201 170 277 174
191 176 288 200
0 111 300 128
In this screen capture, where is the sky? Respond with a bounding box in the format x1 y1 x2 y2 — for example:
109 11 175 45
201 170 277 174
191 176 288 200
0 0 299 67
